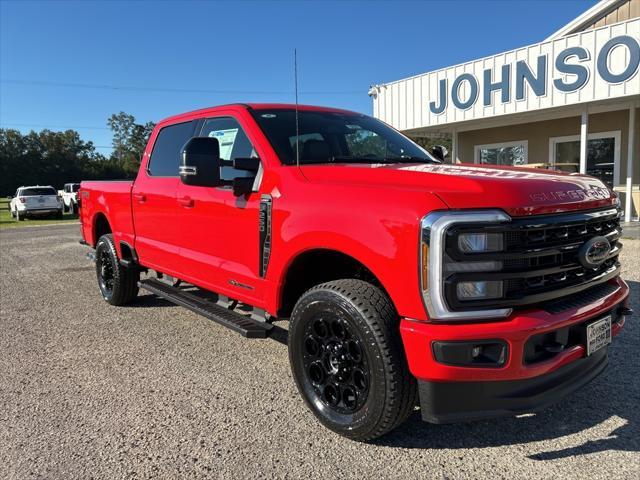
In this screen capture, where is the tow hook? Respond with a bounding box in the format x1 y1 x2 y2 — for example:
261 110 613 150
618 306 634 317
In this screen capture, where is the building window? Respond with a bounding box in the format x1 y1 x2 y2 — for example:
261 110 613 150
548 131 620 188
474 141 528 166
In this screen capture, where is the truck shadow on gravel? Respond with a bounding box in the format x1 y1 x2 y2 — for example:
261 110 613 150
376 280 639 460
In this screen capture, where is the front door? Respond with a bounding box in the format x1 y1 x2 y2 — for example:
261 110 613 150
133 120 196 274
176 115 265 305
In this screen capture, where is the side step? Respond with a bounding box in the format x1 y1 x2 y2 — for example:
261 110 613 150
138 278 273 338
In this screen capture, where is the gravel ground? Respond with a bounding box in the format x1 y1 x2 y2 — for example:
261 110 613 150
1 224 638 479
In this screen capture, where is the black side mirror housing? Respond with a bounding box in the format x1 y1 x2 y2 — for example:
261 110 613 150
432 145 448 162
180 137 224 187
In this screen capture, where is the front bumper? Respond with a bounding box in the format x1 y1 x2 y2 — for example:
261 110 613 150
400 277 629 422
419 347 608 423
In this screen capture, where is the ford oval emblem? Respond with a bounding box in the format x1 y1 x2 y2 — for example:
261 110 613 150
578 236 611 269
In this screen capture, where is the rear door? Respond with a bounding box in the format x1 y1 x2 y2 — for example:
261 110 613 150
132 120 196 274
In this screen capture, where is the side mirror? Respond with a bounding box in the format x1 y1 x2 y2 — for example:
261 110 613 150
432 145 448 162
180 137 224 187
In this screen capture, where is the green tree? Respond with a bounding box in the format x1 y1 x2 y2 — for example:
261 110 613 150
0 128 124 196
107 112 155 176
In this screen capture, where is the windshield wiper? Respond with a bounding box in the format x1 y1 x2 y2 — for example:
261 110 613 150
383 155 441 164
296 155 441 165
296 156 400 165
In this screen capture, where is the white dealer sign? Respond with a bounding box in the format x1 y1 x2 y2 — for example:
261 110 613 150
371 19 640 131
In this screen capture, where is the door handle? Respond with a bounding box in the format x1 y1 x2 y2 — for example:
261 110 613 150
178 196 194 208
133 193 146 203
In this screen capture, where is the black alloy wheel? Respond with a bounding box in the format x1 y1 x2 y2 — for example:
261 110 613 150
289 279 417 441
302 312 370 414
95 234 139 306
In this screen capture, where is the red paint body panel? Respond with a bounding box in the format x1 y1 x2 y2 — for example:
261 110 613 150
400 278 629 382
79 103 626 388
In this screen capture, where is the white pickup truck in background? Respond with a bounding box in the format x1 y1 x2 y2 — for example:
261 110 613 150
59 183 80 214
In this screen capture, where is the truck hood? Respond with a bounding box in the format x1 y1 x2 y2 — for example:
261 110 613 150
299 163 616 217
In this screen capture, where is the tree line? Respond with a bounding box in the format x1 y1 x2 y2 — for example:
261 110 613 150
0 112 154 196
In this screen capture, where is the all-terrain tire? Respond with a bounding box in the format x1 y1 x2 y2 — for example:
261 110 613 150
95 234 139 306
288 279 417 441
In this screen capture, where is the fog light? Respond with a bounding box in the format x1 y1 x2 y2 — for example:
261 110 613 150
458 232 503 253
432 340 508 367
457 281 503 300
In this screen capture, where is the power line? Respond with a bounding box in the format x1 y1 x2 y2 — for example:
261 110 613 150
0 122 109 130
0 79 363 95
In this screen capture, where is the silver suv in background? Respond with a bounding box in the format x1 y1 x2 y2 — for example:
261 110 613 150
10 186 63 221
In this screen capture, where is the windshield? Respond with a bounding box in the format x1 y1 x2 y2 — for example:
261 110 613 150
71 184 80 192
251 109 440 166
20 187 57 196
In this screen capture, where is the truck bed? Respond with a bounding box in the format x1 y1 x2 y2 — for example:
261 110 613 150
79 180 135 249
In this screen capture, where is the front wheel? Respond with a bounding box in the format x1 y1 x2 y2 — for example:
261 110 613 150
288 279 417 441
95 234 139 305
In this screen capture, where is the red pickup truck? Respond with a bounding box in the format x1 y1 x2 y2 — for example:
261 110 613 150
79 103 630 441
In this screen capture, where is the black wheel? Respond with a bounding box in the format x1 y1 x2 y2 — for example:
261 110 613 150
69 202 76 215
16 210 24 221
95 234 139 305
63 203 69 213
288 279 417 441
56 209 63 219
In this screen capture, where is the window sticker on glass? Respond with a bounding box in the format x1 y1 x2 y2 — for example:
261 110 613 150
208 128 238 160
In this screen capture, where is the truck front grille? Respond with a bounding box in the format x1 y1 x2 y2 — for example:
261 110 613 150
443 207 622 311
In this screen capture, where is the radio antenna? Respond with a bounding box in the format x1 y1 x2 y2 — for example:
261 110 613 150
294 48 300 168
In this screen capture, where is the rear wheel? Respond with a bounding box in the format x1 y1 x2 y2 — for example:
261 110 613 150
95 234 139 305
288 279 417 441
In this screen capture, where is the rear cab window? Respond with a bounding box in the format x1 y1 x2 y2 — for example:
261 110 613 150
148 121 196 176
21 187 57 196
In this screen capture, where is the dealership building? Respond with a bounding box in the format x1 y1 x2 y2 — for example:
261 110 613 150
370 0 640 222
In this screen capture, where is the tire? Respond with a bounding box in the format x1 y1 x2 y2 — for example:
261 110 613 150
69 202 75 215
56 209 63 220
63 202 69 213
95 234 139 306
288 279 417 441
16 210 24 221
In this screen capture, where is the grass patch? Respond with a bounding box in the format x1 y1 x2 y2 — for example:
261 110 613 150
0 198 79 229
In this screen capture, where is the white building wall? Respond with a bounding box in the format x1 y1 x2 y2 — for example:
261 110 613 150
371 19 640 131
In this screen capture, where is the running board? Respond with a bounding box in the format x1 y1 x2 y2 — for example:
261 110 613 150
138 278 272 338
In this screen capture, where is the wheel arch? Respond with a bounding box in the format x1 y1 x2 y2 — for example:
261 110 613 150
92 212 112 247
275 247 395 318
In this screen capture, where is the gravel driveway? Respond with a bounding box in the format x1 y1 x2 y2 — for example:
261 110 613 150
1 224 638 479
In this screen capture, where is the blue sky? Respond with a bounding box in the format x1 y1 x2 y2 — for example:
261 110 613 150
0 0 597 154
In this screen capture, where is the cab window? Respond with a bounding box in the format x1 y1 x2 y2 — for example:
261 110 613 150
148 121 195 176
200 117 257 180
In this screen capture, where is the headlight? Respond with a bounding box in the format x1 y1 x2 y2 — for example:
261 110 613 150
420 210 512 321
458 233 503 253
